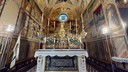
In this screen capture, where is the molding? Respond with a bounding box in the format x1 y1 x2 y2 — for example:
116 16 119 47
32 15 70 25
34 49 88 57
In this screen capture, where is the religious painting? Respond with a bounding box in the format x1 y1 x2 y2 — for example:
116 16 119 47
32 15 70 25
112 36 128 58
28 42 39 58
14 12 28 36
27 18 37 38
90 20 97 38
85 20 94 40
31 2 42 22
87 41 96 57
118 5 128 41
22 0 33 13
0 0 6 17
94 41 100 59
45 56 78 71
106 4 121 30
108 38 116 56
103 39 110 61
98 40 106 60
93 5 106 37
19 39 30 61
21 16 29 38
102 39 111 61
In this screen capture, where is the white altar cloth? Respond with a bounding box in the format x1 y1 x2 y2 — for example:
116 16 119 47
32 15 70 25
34 49 88 57
34 49 88 72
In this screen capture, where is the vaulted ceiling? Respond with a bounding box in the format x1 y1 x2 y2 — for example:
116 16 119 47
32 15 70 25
36 0 91 20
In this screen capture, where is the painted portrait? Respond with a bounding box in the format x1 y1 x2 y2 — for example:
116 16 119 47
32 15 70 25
106 4 120 30
93 5 106 37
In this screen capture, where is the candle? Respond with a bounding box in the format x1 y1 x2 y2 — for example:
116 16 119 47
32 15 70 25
48 18 50 33
70 21 71 30
79 37 82 49
53 37 56 49
68 37 69 43
54 21 55 30
81 14 83 23
41 14 44 23
76 19 77 35
44 37 46 43
81 14 84 28
54 37 56 43
48 18 49 27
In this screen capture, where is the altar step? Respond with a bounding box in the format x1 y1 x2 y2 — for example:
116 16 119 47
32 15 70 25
27 66 98 72
1 57 127 72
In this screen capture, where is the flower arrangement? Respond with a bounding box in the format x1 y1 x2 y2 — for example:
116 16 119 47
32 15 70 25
69 38 80 45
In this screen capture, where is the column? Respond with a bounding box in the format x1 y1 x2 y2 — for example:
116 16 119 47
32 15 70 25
36 55 43 72
78 56 87 72
41 56 46 72
36 56 46 72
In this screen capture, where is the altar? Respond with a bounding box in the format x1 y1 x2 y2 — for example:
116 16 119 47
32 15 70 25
34 49 88 72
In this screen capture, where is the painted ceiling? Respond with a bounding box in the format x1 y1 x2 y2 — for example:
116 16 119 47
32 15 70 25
35 0 91 20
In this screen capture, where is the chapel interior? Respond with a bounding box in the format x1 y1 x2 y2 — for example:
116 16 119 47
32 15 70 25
0 0 128 72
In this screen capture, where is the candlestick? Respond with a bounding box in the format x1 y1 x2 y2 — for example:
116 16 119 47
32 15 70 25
54 37 56 49
70 21 71 30
44 37 46 43
81 14 83 24
48 18 50 33
79 37 82 49
41 14 44 23
54 37 56 43
81 14 84 29
48 18 49 27
54 21 55 30
76 19 77 35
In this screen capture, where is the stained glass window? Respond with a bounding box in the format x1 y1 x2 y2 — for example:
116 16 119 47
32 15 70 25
58 13 68 22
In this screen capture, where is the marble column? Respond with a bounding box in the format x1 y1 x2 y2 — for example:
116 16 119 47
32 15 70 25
78 56 87 72
41 56 46 72
36 55 43 72
36 56 46 72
